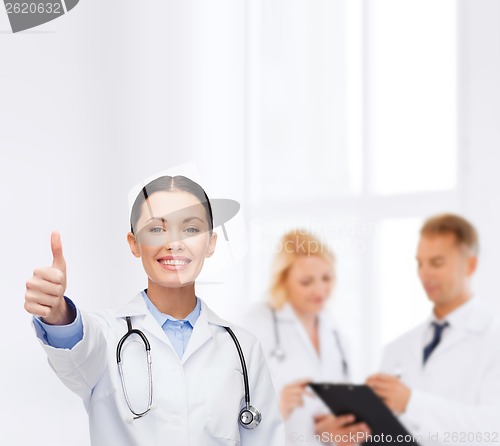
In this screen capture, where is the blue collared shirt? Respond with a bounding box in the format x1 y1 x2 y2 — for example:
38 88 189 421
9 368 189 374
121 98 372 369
142 290 201 358
33 292 201 359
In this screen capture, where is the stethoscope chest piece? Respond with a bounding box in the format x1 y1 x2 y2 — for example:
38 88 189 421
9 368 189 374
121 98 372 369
239 405 262 429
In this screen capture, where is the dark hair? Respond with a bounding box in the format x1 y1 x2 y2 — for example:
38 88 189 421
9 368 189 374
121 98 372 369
420 213 479 255
130 175 214 235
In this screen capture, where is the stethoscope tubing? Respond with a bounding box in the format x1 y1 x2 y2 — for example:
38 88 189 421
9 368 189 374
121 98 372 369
270 306 349 379
224 326 251 407
116 316 154 419
115 316 259 426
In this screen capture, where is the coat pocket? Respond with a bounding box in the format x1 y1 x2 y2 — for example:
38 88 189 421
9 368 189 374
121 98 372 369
203 367 244 443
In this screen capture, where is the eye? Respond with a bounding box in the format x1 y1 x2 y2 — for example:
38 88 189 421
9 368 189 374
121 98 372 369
185 226 200 234
300 280 313 286
149 226 165 234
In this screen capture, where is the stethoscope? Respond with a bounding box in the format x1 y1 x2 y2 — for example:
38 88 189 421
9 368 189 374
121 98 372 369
269 307 349 379
116 316 262 429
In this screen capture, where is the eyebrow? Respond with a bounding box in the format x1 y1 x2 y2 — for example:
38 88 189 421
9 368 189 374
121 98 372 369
416 255 445 261
144 216 205 224
183 216 205 223
144 217 166 224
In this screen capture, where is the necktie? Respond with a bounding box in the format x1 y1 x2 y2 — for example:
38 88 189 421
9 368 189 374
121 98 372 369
423 321 449 364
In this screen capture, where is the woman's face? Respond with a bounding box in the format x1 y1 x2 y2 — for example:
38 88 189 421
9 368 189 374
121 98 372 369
284 255 334 316
128 190 217 288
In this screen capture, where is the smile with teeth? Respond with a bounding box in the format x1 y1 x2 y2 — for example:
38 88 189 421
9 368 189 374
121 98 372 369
158 259 190 265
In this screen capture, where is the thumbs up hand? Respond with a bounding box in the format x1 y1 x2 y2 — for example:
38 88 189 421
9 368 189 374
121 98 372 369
51 230 66 275
24 231 74 325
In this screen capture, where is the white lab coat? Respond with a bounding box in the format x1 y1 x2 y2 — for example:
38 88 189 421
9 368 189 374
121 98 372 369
35 293 285 446
380 298 500 446
242 302 349 446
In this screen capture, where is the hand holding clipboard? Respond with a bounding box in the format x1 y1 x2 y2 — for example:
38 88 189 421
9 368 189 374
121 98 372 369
366 373 412 416
309 383 420 446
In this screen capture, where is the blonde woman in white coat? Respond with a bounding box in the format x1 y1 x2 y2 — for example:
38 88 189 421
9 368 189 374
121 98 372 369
243 230 369 446
24 175 284 446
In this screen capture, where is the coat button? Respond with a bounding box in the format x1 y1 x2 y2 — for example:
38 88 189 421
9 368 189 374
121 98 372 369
168 414 182 428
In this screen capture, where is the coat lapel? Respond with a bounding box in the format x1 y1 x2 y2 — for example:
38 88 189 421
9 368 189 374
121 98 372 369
115 294 233 363
413 320 430 370
278 303 320 366
181 299 230 365
434 299 491 357
114 292 175 350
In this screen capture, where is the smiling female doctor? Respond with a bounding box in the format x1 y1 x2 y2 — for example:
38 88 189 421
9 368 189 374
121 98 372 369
24 175 284 446
242 230 369 446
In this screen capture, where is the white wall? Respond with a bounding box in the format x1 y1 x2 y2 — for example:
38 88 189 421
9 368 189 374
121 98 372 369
459 0 500 310
1 1 500 444
0 1 246 444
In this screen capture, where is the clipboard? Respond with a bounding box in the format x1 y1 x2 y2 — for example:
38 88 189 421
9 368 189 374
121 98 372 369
309 383 420 446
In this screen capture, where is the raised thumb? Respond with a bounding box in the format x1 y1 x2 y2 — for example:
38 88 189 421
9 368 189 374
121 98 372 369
51 231 66 272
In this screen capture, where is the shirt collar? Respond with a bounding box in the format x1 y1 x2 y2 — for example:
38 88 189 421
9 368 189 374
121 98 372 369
275 301 334 328
274 302 296 321
430 296 477 328
141 289 201 328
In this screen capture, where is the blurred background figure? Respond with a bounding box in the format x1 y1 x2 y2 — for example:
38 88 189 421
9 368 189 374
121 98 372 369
367 214 500 446
243 229 370 446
